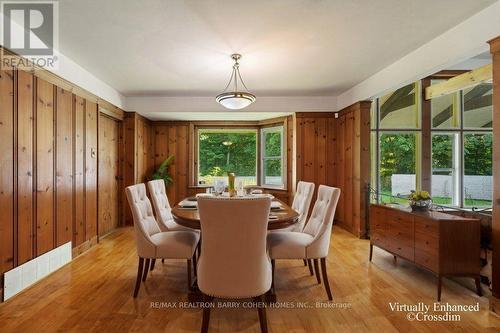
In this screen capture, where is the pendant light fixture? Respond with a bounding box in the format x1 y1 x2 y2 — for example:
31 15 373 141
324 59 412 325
216 53 256 110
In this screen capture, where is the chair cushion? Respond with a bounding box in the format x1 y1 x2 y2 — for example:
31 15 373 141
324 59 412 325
267 231 314 259
150 231 200 259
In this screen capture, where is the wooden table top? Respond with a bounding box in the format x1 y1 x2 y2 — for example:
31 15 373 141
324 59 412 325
171 197 299 230
371 204 479 222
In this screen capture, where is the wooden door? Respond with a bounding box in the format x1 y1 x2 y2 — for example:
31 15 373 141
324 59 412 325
98 114 121 236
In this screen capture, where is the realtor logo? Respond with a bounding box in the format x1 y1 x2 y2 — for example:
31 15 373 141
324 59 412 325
1 1 59 68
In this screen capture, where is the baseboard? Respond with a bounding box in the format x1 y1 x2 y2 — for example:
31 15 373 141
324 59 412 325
72 236 98 258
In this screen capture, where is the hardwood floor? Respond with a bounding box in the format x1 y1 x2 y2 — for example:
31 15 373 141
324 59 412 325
1 226 499 332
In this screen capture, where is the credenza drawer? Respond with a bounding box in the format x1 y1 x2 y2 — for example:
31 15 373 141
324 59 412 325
415 249 438 272
387 211 413 230
415 231 438 253
414 217 438 235
390 242 414 261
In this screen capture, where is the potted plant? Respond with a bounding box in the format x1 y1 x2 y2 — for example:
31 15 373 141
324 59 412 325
151 155 174 186
408 190 432 211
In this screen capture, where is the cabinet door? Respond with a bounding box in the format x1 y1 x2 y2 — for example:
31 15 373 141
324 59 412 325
370 206 386 248
414 217 439 272
387 210 414 261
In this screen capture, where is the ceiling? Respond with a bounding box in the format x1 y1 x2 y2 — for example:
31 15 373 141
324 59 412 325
58 0 496 98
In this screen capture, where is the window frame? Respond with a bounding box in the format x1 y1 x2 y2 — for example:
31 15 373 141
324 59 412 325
195 126 259 187
371 76 493 209
260 125 286 189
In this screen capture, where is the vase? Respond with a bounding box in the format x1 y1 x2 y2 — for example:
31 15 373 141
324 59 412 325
227 172 236 197
409 199 432 212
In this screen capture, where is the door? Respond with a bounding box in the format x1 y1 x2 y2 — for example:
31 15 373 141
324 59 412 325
98 114 121 237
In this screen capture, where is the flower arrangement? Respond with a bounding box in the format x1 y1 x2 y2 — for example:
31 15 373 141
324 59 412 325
408 190 432 211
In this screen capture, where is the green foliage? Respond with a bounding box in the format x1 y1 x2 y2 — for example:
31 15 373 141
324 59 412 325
379 133 416 191
199 131 257 177
464 134 492 176
152 155 174 186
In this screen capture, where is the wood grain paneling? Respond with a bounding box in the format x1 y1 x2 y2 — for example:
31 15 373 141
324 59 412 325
35 78 55 255
85 100 98 240
333 102 371 238
488 36 500 301
295 113 337 215
98 115 120 236
74 95 86 246
55 87 73 246
17 70 34 264
0 66 15 273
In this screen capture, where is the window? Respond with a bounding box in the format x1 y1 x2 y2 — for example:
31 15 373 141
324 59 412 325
463 133 492 207
431 133 459 206
378 133 418 203
261 126 285 187
370 78 493 209
197 129 257 186
371 83 420 204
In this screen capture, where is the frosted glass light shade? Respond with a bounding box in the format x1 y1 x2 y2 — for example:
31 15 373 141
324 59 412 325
216 92 256 110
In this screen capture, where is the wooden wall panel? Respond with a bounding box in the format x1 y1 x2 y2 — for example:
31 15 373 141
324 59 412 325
122 112 136 225
332 102 372 238
35 78 55 255
98 115 120 236
137 116 154 183
0 66 15 273
74 96 86 246
55 87 73 246
17 70 34 264
295 113 336 214
167 126 178 204
85 100 98 241
488 36 500 302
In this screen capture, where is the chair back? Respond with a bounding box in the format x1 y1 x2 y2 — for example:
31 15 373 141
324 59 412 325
291 181 315 231
125 183 161 258
147 179 174 231
303 185 341 258
197 197 272 298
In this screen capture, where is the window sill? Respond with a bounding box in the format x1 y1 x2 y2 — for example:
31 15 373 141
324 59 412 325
189 185 288 192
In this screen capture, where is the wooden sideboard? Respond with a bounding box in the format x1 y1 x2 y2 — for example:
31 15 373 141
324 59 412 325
369 204 481 301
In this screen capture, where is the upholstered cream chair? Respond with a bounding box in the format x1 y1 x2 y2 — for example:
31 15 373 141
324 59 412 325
125 184 200 298
197 196 272 333
267 185 341 300
147 179 194 232
288 181 315 232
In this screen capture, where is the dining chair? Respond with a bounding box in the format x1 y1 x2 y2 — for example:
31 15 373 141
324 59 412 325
197 196 272 333
266 185 341 300
284 181 315 232
125 183 200 298
147 179 196 232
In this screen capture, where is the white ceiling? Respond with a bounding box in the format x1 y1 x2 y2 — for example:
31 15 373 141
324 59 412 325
141 111 291 121
58 0 495 99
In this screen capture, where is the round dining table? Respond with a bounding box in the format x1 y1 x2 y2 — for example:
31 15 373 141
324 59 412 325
171 195 299 303
171 196 299 230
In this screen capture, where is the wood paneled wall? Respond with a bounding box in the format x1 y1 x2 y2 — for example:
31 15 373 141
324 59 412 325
488 36 500 305
0 67 121 280
152 122 190 207
332 102 371 238
294 113 336 212
122 112 154 225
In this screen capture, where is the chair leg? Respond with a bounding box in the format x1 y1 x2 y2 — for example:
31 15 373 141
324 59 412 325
193 252 198 277
133 257 144 298
254 295 268 333
150 259 156 271
142 258 150 282
187 259 192 290
475 276 483 296
320 258 333 301
162 258 165 264
313 259 321 284
307 259 314 276
303 259 307 266
201 295 213 333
